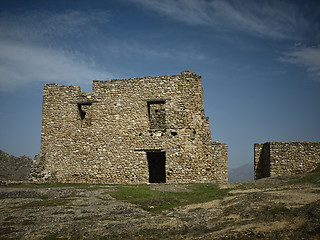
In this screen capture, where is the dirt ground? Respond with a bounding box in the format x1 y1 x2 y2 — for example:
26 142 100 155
0 176 319 239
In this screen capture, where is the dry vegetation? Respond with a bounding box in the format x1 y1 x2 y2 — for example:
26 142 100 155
0 171 320 239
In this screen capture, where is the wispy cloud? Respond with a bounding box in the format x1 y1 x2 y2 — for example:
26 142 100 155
0 10 111 91
279 46 320 81
0 9 110 42
0 39 110 91
106 41 206 61
131 0 316 40
132 0 211 25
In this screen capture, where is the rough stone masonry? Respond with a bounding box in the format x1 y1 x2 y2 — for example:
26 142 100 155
35 70 228 184
254 142 320 179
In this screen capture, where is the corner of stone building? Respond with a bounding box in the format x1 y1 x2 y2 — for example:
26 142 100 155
211 141 228 183
254 142 271 180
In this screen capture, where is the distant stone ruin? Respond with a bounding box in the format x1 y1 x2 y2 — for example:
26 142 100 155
254 141 320 179
36 71 228 184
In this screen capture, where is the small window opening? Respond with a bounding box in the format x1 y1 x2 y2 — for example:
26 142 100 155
78 104 86 120
191 128 196 140
171 131 178 136
77 103 92 120
147 100 166 130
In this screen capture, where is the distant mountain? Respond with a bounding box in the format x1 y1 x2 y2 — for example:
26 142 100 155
0 150 33 181
228 163 254 182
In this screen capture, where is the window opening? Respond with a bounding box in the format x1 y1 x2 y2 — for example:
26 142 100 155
171 131 178 136
147 100 166 130
77 102 92 120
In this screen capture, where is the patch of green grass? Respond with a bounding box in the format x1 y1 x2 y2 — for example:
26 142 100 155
15 199 72 209
288 172 320 185
109 183 231 213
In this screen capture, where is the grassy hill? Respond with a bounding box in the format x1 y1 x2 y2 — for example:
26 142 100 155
1 170 319 239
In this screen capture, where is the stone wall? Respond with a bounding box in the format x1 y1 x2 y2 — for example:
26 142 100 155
37 70 228 184
254 142 320 179
211 142 228 183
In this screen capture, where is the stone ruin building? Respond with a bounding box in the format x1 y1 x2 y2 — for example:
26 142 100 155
36 70 228 184
254 141 320 179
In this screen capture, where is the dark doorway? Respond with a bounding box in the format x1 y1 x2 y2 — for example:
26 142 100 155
147 152 166 183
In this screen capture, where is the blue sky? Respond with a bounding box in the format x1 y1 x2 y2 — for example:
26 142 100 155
0 0 320 169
